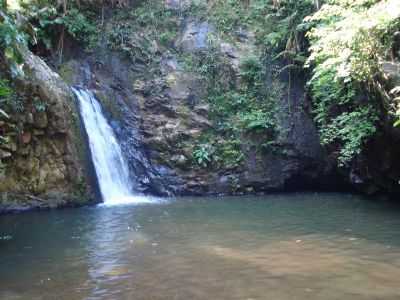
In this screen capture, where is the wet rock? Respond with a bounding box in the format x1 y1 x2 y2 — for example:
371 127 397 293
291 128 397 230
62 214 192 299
220 42 238 58
33 111 48 128
193 104 209 117
350 169 363 185
178 21 215 53
235 29 250 42
171 154 189 168
161 56 179 73
166 71 206 108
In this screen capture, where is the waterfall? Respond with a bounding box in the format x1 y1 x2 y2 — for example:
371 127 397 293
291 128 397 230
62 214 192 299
72 88 154 205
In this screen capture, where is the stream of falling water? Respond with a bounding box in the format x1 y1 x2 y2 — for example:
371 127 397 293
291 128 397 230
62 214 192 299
72 88 154 205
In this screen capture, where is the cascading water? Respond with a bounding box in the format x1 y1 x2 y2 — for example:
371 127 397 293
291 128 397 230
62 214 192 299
73 88 154 205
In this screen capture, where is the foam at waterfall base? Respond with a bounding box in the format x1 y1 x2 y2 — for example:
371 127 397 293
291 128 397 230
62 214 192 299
100 195 165 207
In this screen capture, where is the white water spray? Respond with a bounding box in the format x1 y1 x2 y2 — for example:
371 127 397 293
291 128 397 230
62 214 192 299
73 88 155 205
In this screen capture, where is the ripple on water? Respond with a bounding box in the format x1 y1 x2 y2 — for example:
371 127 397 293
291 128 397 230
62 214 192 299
1 193 400 300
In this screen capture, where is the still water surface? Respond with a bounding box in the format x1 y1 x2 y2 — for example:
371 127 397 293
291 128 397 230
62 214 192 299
1 193 400 300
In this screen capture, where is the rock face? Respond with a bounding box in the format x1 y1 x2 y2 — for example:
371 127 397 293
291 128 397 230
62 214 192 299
0 49 94 213
177 20 215 53
57 0 345 197
131 51 338 195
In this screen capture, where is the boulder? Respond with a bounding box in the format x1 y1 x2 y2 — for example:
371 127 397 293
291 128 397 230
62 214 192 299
0 48 94 213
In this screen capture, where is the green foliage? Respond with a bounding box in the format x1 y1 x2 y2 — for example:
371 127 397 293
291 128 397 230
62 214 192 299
106 21 154 63
0 78 12 172
0 9 28 76
305 0 399 83
253 0 315 54
61 8 98 44
182 41 280 168
0 78 23 113
0 79 12 98
208 0 246 36
193 0 399 168
305 0 400 165
21 3 99 50
320 107 378 166
0 79 11 120
191 135 244 169
208 0 314 56
106 0 179 62
193 144 213 167
239 109 275 132
23 5 58 49
215 139 244 168
181 0 317 169
310 68 355 126
33 96 46 112
239 56 262 89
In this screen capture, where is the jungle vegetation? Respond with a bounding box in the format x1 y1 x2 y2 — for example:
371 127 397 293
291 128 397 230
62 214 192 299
1 0 400 169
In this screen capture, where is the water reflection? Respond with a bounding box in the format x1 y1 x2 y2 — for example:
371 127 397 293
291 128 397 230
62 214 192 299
1 193 400 300
84 206 145 299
